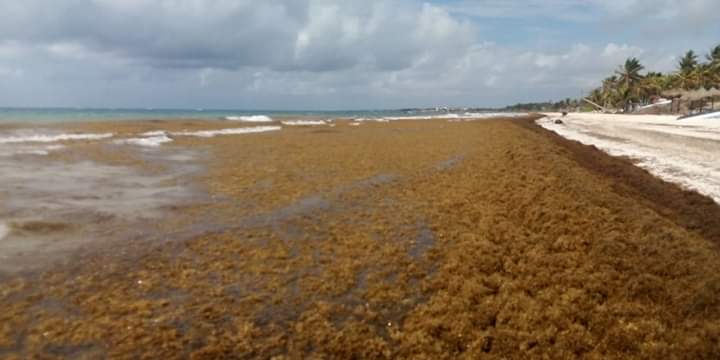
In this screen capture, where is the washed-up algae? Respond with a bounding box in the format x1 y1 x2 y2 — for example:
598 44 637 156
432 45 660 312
2 117 720 358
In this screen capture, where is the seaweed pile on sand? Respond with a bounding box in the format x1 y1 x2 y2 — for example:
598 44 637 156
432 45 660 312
1 117 720 358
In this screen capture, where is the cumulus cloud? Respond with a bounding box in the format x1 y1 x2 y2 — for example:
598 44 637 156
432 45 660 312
0 0 717 108
0 0 309 69
0 0 475 73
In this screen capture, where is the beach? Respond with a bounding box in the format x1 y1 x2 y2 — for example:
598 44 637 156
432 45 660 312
1 114 720 358
538 112 720 203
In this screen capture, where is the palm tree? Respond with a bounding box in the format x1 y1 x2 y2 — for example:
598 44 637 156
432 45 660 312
615 57 645 89
671 71 698 90
706 45 720 88
639 72 666 103
679 50 699 74
559 45 720 113
588 88 603 107
706 44 720 65
602 75 618 90
695 64 716 89
615 58 645 110
601 76 619 109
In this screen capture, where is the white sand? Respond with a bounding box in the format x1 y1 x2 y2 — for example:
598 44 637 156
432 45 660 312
538 113 720 203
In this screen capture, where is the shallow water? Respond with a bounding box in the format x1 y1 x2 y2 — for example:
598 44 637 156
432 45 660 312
0 144 206 274
0 108 427 124
0 116 494 275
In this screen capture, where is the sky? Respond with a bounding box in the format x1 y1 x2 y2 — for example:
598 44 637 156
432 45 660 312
0 0 718 110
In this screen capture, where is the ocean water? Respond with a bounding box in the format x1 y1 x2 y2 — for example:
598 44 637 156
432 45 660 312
0 108 418 124
0 109 528 155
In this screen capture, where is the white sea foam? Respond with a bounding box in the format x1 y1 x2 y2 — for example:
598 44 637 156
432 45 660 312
225 115 273 122
349 122 361 126
21 145 66 156
173 126 281 138
114 130 173 147
452 112 529 121
0 144 65 157
113 126 281 147
0 132 113 144
0 222 8 241
538 113 720 203
117 134 173 147
9 149 50 156
354 117 389 123
141 130 169 137
281 120 327 126
384 114 462 121
355 113 527 122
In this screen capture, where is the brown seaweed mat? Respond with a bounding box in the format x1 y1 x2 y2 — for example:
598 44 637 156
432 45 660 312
1 116 719 358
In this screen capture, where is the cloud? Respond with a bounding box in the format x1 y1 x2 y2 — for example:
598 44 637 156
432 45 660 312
0 0 476 73
442 0 603 22
289 2 476 72
0 0 717 109
444 0 720 26
0 0 309 69
601 43 644 59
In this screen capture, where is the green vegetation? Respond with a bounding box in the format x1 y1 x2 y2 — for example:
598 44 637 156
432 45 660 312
504 44 720 112
502 99 589 112
588 45 720 111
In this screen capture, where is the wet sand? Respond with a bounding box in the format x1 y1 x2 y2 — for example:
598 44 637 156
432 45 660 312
1 116 720 358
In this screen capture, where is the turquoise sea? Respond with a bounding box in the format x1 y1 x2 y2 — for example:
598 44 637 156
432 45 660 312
0 108 427 124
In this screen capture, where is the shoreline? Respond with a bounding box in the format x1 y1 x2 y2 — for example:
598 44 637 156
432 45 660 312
536 112 720 204
0 109 528 127
521 116 720 246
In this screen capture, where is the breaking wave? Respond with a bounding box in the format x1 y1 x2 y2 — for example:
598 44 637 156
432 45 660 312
173 126 281 138
116 132 174 147
224 115 273 123
281 120 327 126
354 113 527 122
0 132 114 144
